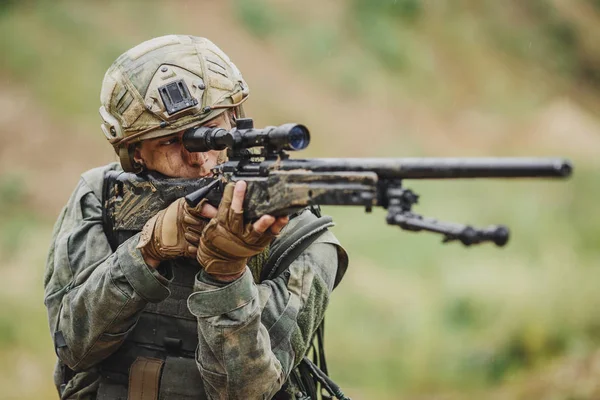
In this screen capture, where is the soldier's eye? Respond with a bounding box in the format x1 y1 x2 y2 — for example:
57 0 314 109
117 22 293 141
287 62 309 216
161 137 180 146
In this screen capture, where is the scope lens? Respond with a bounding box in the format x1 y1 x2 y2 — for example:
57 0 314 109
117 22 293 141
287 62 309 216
288 125 310 150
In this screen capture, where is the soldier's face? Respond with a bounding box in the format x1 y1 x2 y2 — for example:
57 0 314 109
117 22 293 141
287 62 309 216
134 113 231 178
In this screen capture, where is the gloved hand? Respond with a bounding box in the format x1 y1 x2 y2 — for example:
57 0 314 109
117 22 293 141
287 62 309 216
197 181 288 278
137 197 210 268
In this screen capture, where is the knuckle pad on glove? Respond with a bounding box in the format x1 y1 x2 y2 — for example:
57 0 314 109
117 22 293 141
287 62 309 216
183 215 203 225
138 197 209 262
196 183 277 276
212 236 261 258
187 226 204 236
197 242 245 275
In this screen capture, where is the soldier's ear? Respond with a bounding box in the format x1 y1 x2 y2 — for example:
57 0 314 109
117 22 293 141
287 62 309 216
133 144 145 167
229 110 237 128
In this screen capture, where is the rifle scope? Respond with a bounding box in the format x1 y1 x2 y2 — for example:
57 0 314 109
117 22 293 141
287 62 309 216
183 123 310 153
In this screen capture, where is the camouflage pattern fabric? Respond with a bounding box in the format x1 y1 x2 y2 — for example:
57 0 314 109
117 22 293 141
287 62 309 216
44 163 347 399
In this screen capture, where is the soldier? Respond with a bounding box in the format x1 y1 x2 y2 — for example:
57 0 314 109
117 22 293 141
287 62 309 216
44 35 348 399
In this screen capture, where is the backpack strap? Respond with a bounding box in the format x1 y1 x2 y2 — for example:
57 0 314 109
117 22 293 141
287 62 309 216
83 162 120 202
262 210 351 400
260 212 334 282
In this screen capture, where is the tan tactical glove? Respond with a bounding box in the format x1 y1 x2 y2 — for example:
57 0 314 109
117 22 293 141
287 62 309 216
137 197 209 267
197 183 275 277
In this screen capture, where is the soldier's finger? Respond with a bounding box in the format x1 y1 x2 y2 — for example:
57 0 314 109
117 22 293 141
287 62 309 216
253 215 275 233
187 245 198 256
270 216 289 235
199 203 218 219
187 226 204 236
183 214 205 225
219 183 235 210
185 232 201 244
231 181 246 213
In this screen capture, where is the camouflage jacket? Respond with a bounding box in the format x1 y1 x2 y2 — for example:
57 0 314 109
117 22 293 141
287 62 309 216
44 163 347 399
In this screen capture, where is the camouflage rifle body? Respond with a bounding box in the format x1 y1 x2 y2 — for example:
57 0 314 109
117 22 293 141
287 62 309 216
102 120 572 249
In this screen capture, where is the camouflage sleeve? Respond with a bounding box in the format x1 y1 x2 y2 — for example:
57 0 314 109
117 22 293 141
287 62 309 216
44 166 171 371
187 211 345 399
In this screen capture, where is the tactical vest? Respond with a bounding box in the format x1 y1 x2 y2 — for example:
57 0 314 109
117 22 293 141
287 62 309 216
93 209 338 400
96 258 204 399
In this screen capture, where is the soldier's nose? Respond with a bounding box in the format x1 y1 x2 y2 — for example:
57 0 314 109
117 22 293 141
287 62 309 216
182 146 204 167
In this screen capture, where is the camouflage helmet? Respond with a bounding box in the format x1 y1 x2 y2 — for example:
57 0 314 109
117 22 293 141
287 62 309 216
99 35 249 172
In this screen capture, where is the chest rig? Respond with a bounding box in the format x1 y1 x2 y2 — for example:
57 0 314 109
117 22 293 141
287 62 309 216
93 206 336 400
96 258 205 399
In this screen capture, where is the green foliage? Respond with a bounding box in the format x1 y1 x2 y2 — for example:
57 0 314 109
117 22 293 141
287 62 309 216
0 175 25 207
347 0 423 72
484 326 568 383
0 2 129 119
0 0 16 14
560 170 600 255
351 0 422 23
444 297 482 329
0 175 38 258
354 15 408 71
591 0 600 11
523 1 578 75
0 314 16 347
233 0 280 39
300 25 341 62
484 0 600 90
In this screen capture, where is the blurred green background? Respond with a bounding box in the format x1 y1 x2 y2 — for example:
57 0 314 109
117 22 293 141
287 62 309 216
0 0 599 399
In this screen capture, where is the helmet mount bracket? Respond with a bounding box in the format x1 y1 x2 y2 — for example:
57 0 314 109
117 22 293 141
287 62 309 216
158 79 198 116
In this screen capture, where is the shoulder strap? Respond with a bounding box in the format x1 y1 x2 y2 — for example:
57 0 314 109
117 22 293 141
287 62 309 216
83 162 120 201
262 210 349 399
260 214 334 282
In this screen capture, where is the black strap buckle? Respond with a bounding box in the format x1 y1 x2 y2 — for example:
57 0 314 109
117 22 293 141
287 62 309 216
163 336 183 353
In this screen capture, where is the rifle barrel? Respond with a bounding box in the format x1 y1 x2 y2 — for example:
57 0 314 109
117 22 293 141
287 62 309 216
271 158 572 179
